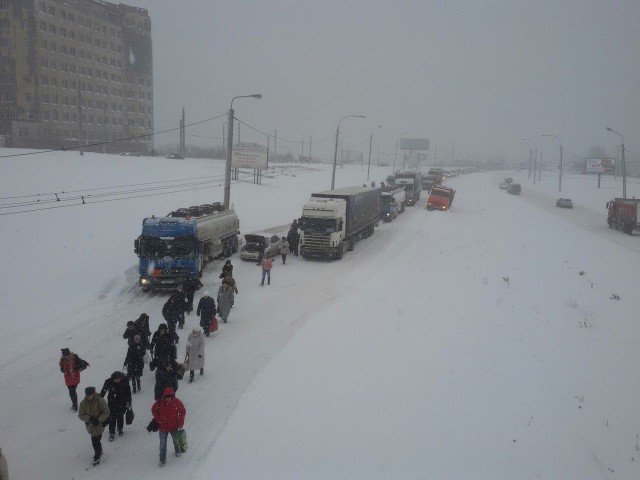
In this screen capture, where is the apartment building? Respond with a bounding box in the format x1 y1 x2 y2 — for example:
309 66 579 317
0 0 153 153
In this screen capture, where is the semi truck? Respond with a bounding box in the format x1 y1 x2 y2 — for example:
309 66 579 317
394 172 422 206
426 185 456 211
421 174 440 192
381 186 406 222
299 187 382 260
134 203 240 291
607 198 640 234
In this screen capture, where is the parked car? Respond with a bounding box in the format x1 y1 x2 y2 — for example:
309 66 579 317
166 152 184 159
119 150 141 156
240 234 283 261
507 183 521 195
556 198 573 208
499 182 510 190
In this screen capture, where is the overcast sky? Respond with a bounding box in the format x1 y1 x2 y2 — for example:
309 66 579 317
132 0 640 165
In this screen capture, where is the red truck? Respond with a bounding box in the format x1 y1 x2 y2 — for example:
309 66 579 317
607 198 640 234
426 185 456 211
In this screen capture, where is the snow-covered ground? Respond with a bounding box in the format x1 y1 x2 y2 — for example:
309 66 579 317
1 149 639 479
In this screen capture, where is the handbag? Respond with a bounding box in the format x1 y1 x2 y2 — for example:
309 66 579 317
209 317 218 333
125 408 135 425
176 429 188 453
176 363 186 380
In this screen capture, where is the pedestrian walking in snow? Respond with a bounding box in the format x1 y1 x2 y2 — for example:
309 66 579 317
222 272 238 294
260 255 273 286
123 335 146 393
135 313 151 347
151 387 186 466
162 295 182 342
149 324 177 362
185 327 205 383
196 291 216 336
78 386 109 466
279 236 290 264
287 226 299 256
182 277 202 314
59 348 89 412
219 259 233 279
217 282 234 324
122 319 147 348
99 371 132 441
152 357 180 401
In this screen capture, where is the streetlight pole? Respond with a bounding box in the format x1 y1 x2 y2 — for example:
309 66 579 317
521 138 537 184
367 124 382 182
542 134 562 192
606 127 626 199
393 131 408 173
331 114 364 190
224 94 262 208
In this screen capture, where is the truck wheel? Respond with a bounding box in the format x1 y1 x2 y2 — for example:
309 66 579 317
347 239 355 251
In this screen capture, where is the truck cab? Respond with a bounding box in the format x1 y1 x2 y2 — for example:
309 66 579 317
299 198 348 259
426 186 456 211
381 193 399 221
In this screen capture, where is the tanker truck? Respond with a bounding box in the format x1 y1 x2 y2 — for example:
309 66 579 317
299 187 382 260
134 203 240 291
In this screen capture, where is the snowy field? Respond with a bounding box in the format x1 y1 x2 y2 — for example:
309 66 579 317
1 149 640 479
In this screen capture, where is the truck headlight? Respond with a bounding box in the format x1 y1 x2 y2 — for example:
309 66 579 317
140 278 150 285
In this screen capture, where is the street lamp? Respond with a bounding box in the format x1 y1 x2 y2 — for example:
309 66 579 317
331 114 365 190
367 124 383 182
224 94 262 208
606 127 626 199
542 134 562 192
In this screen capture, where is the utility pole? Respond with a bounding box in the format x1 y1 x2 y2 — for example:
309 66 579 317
274 130 277 163
309 135 312 163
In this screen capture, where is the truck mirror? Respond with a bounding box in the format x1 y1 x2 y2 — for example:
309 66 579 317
134 238 140 255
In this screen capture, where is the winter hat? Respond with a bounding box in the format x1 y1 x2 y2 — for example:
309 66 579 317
127 320 135 327
61 348 71 356
192 326 201 333
203 291 210 297
158 323 167 330
138 313 149 321
225 260 231 265
111 371 122 380
133 334 142 343
85 386 96 396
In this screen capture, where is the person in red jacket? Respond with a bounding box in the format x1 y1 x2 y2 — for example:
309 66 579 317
59 348 89 411
151 387 186 466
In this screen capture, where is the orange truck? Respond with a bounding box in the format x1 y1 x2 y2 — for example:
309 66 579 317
426 185 455 211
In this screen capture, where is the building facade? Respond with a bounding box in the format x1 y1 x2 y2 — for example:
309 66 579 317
0 0 153 153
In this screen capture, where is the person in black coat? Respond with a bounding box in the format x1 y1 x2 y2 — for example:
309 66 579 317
287 227 299 256
162 296 183 336
219 259 233 279
123 335 146 393
182 278 203 314
123 320 144 347
196 291 217 337
134 313 151 346
99 371 132 441
152 358 180 401
149 324 177 361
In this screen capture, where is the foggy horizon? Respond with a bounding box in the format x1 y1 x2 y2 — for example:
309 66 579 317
132 0 640 165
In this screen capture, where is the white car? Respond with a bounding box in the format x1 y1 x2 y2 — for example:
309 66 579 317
499 182 509 189
239 234 283 261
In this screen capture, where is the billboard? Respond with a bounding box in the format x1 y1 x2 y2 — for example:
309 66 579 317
586 158 615 173
400 138 430 151
232 144 268 169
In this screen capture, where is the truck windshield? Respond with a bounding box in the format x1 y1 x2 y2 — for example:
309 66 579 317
139 235 196 258
299 217 339 233
431 190 450 198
